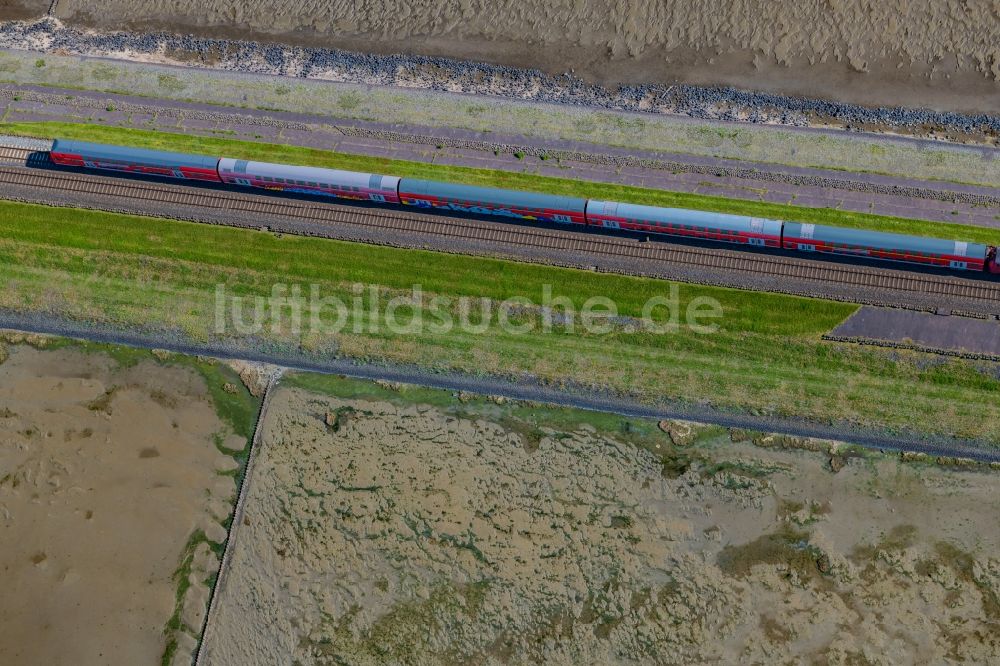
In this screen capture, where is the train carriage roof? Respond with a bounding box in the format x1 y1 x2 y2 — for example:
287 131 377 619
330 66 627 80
784 221 988 258
220 158 399 190
51 139 220 171
588 200 784 234
400 178 587 212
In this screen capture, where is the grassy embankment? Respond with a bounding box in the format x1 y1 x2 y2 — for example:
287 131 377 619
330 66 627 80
1 199 998 443
1 121 997 245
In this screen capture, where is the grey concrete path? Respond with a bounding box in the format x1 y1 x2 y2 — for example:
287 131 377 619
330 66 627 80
195 368 283 666
832 307 1000 357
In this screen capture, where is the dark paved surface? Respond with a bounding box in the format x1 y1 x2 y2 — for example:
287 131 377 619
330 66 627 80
2 83 999 230
832 306 1000 356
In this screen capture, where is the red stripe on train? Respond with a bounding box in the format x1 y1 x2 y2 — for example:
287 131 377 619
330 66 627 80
782 237 985 268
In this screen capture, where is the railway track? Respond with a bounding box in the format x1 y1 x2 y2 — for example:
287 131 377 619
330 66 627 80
0 146 34 164
2 162 1000 304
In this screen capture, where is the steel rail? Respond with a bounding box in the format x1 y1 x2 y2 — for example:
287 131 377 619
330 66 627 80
1 163 998 303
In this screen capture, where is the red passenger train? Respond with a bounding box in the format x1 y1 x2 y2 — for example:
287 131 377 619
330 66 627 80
48 139 1000 274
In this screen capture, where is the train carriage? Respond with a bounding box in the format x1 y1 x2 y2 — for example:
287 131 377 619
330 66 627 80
398 178 587 225
49 139 222 182
43 137 1000 275
585 200 784 247
782 222 990 271
217 159 401 203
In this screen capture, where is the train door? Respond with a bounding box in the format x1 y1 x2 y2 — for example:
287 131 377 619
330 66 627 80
950 242 969 270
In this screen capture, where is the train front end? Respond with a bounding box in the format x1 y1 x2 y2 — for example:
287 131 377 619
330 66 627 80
988 247 1000 274
50 139 222 182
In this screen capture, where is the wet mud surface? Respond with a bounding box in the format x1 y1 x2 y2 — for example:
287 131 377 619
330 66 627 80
203 379 1000 664
0 338 252 665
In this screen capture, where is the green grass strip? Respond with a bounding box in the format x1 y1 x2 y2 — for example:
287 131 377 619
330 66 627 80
1 198 999 443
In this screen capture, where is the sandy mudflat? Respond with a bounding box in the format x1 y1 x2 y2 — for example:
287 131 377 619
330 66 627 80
205 380 1000 665
0 340 244 665
50 0 1000 113
0 0 46 22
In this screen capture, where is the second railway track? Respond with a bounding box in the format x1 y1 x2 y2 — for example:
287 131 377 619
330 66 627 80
1 163 999 305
